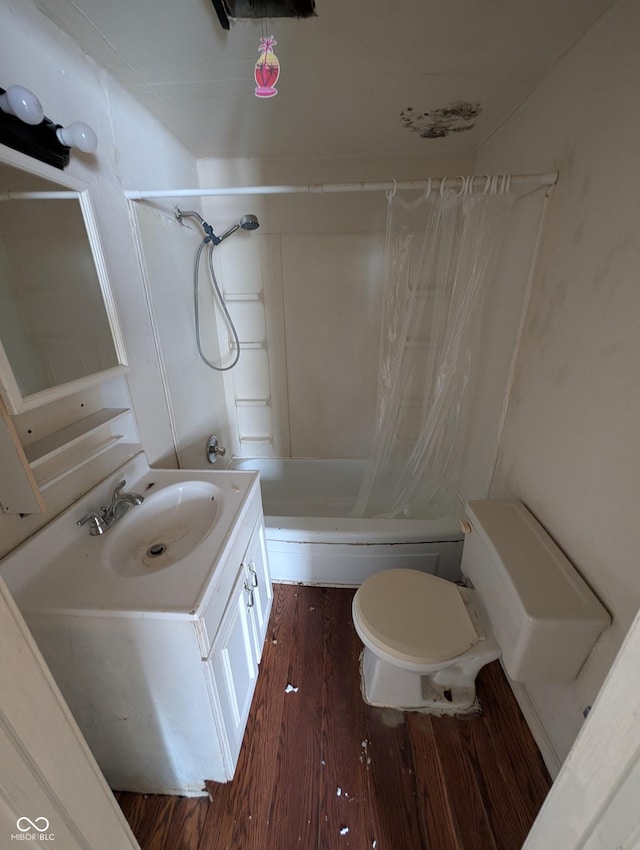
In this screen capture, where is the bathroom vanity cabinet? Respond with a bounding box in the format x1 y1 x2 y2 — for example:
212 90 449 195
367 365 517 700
200 512 273 771
17 475 273 796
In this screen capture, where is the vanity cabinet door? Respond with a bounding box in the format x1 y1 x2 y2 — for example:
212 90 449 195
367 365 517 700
243 518 273 663
209 571 258 771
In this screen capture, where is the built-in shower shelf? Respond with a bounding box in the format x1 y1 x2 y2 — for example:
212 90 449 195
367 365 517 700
25 408 130 467
223 293 262 302
230 341 266 351
235 398 270 407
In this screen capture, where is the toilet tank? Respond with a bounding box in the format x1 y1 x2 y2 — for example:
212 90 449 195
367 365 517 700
461 500 610 683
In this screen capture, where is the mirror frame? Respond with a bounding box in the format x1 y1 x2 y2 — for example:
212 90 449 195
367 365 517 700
0 144 128 414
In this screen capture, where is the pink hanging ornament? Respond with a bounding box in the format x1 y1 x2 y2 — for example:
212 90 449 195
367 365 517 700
255 36 280 98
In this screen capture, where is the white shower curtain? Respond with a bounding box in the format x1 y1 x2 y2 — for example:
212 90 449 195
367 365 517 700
351 178 516 519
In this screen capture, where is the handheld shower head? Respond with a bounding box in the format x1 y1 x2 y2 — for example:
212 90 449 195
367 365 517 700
239 214 260 231
218 213 260 242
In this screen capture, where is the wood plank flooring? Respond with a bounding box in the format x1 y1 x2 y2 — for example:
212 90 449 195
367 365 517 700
116 584 551 850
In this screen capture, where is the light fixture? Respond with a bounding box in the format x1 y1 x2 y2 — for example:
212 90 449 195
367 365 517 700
0 85 44 125
56 121 98 154
210 0 315 29
0 83 98 169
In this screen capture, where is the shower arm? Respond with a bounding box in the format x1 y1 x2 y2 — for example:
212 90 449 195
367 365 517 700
175 207 241 245
175 207 219 244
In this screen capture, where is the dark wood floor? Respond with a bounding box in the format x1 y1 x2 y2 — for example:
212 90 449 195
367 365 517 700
116 584 551 850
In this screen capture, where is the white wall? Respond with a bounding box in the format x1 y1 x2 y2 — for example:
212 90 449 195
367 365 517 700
133 203 229 470
477 0 640 762
0 0 198 551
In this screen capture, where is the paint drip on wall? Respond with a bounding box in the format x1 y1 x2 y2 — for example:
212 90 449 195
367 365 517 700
255 36 280 98
400 101 481 138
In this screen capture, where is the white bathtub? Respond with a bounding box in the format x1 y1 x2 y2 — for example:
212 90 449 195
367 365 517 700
229 458 464 585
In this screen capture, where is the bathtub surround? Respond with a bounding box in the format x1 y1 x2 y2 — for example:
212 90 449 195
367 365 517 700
134 153 471 470
136 167 547 514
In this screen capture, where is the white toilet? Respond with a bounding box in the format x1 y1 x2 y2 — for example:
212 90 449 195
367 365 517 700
352 500 610 714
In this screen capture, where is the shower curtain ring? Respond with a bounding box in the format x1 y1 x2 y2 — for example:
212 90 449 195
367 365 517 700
440 176 466 197
470 175 491 195
386 178 398 201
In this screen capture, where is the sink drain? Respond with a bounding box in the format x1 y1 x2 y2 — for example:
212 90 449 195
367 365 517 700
147 543 167 558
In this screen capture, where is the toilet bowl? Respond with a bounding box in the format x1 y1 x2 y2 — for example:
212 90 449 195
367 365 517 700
352 500 611 716
352 568 500 713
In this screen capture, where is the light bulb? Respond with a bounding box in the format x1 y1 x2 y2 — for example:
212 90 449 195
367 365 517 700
56 121 98 153
0 85 44 125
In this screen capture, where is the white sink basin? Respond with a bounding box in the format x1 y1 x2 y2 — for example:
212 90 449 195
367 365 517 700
101 481 220 578
0 452 260 616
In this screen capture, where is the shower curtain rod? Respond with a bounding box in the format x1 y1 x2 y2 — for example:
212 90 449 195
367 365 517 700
125 172 558 201
0 191 80 200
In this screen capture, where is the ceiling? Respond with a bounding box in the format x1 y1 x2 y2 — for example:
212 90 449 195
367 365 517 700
36 0 616 160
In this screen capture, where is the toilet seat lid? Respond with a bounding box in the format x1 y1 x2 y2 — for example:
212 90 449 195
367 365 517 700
354 569 479 664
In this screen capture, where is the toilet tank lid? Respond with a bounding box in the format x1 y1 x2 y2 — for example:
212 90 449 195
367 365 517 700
465 500 610 625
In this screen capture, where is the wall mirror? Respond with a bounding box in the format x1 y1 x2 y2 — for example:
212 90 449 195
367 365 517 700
0 145 127 415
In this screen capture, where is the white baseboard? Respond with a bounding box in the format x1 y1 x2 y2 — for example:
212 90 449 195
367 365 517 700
503 664 563 779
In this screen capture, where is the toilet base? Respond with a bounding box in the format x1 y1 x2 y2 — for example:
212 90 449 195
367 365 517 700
359 643 500 716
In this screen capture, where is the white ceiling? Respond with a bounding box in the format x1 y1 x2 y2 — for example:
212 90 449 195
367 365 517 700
36 0 616 160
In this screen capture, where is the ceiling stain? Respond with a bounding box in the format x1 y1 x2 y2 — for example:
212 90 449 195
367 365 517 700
400 101 481 139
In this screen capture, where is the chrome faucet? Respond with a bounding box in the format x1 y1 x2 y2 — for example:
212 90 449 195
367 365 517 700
77 479 144 536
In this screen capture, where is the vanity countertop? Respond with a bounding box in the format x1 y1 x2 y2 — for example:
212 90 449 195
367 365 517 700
0 452 260 619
